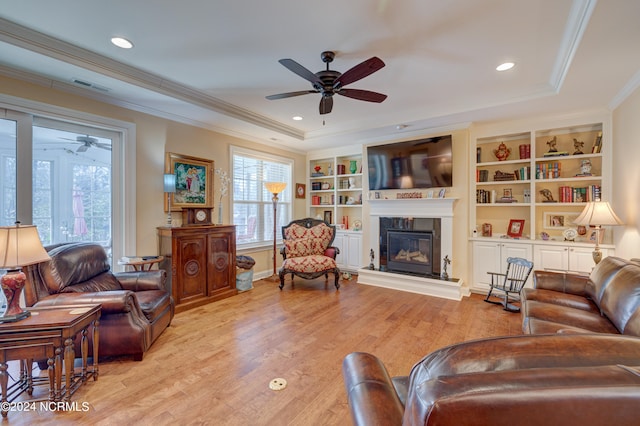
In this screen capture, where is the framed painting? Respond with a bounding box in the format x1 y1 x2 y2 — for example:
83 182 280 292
165 152 214 211
295 183 306 199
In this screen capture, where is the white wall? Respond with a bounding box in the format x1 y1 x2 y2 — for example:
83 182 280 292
612 85 640 259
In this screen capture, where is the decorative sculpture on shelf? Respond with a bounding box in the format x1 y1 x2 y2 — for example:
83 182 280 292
539 188 556 202
369 249 375 270
573 138 584 155
441 255 451 280
493 143 511 161
546 136 558 153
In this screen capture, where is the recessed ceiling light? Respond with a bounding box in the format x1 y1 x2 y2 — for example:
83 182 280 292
496 62 515 71
292 116 303 121
111 37 134 49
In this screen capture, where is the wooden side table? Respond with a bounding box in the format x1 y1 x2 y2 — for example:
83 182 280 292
118 255 164 271
0 304 101 416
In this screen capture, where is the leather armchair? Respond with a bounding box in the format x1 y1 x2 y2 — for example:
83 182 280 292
343 334 640 426
24 242 174 361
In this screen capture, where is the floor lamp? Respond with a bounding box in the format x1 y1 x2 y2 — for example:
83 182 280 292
574 201 623 264
264 182 287 281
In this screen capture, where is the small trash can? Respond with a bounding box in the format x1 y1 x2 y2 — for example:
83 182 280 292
236 255 255 292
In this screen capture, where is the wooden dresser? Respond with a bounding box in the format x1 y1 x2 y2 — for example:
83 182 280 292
157 225 237 313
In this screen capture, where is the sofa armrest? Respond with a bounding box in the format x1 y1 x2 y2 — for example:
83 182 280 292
342 352 404 426
533 269 590 296
32 290 139 314
115 270 167 292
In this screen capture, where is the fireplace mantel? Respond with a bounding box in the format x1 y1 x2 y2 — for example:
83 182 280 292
358 197 469 300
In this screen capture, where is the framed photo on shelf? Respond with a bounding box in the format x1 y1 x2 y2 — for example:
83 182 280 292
588 228 605 244
165 152 214 211
507 219 525 238
295 183 306 199
543 212 579 229
323 210 332 224
482 223 492 237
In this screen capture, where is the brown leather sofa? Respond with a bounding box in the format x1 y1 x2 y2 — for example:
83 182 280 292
24 242 174 361
343 333 640 426
521 256 640 335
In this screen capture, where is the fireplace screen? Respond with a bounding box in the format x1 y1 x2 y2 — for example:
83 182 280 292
387 230 433 275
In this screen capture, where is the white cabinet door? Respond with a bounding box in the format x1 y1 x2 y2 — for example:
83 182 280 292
346 233 362 270
534 244 610 274
473 241 533 289
472 241 504 287
334 231 363 272
534 245 569 272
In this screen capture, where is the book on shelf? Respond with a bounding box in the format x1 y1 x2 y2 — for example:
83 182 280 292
543 151 569 157
557 185 601 202
591 132 603 153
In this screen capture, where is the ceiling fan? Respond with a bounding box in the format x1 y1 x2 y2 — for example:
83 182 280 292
266 51 387 115
62 135 112 152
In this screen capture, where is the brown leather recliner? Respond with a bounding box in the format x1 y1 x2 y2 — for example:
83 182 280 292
24 242 174 361
343 333 640 425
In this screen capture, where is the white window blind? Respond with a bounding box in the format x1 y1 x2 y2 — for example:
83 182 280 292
231 147 292 247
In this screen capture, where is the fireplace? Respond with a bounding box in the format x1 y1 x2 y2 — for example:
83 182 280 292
357 197 467 301
379 217 441 277
387 230 433 275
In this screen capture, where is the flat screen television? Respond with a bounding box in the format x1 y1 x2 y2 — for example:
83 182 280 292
367 135 453 190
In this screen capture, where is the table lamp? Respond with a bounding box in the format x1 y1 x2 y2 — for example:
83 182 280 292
0 223 51 322
264 182 287 281
573 201 623 264
164 173 177 226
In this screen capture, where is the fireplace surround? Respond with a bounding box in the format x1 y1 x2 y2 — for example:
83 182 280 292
357 198 467 300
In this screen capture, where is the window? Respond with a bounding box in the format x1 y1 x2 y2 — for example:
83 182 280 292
0 101 134 265
231 147 292 247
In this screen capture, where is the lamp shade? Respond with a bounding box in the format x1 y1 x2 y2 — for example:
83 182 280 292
163 173 176 193
573 201 623 226
264 182 287 194
0 224 50 269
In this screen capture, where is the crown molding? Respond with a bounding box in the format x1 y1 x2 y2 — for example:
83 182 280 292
0 17 304 141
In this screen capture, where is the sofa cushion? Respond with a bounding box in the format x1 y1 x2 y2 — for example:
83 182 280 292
585 256 630 303
283 222 333 250
522 288 599 312
599 264 640 336
523 300 620 334
284 237 327 258
60 271 123 293
282 255 337 273
42 242 112 292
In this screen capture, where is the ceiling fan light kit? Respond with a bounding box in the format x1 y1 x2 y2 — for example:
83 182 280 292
266 51 387 115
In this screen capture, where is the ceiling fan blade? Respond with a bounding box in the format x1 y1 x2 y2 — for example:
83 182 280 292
337 88 387 103
278 59 323 86
319 96 333 115
333 57 385 88
96 143 112 150
266 90 317 100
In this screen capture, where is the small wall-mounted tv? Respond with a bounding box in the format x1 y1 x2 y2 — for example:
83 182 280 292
367 135 453 190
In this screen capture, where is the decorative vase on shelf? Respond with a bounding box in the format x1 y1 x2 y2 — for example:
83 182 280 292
349 160 357 174
217 205 223 225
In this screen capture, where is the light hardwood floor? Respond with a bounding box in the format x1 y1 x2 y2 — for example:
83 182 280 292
9 276 521 425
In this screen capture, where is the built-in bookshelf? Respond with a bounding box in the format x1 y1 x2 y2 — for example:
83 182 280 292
472 120 607 242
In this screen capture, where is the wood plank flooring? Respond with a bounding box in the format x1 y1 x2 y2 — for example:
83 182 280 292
8 276 521 425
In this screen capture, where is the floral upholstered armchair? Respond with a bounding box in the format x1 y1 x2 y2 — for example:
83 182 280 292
279 218 340 290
